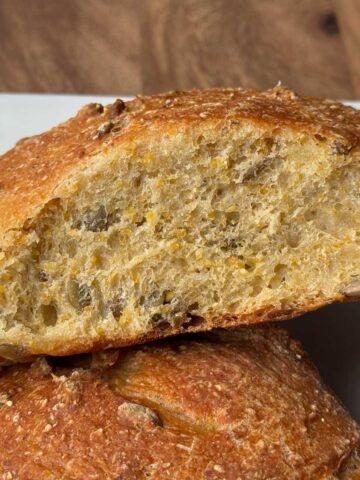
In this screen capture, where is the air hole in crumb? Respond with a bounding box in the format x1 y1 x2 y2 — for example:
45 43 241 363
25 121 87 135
109 294 126 319
269 264 288 289
184 313 205 328
163 290 176 304
133 175 143 188
39 304 58 326
150 313 170 330
226 211 240 226
110 303 123 319
215 185 227 198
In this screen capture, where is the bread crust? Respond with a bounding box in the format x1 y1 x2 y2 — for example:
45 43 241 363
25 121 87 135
0 325 358 479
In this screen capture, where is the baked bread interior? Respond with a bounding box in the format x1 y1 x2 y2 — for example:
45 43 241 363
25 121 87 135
0 326 358 479
1 87 360 358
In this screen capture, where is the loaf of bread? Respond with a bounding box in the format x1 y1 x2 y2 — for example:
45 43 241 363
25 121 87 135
0 325 358 479
1 87 360 360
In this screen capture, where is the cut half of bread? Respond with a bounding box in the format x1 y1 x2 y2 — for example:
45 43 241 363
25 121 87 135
0 326 358 479
0 87 360 359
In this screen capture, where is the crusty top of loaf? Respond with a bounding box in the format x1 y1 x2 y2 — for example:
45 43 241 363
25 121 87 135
0 325 358 479
0 86 359 236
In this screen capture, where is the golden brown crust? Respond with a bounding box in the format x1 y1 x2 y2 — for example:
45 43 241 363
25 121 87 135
0 325 358 480
0 86 359 235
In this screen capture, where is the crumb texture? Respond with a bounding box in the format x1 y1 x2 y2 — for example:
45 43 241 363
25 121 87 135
0 88 360 357
0 326 358 479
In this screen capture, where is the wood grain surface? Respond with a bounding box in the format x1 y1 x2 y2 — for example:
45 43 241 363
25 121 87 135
0 0 359 98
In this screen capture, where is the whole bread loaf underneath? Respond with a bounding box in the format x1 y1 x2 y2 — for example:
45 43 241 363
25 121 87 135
1 87 360 360
0 326 358 479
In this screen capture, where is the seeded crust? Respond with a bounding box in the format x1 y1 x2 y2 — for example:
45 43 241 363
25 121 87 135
0 325 358 479
1 87 360 360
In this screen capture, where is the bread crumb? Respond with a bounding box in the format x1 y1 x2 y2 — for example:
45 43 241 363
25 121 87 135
43 423 53 432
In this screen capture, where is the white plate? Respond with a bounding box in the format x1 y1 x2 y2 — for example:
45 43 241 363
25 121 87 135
0 94 359 421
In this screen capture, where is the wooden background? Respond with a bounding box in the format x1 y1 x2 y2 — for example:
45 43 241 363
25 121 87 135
0 0 359 99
